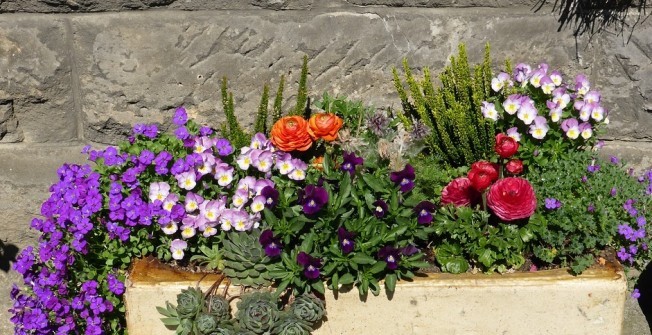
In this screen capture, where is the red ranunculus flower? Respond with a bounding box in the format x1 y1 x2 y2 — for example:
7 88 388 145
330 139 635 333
495 133 519 159
441 177 481 207
487 177 537 221
468 161 499 192
505 159 524 175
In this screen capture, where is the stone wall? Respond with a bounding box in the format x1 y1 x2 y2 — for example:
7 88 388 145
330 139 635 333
1 2 652 332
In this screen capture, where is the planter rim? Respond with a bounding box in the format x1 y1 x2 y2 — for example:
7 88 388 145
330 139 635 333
127 257 625 289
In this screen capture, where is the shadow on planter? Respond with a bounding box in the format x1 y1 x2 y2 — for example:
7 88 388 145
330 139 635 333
534 0 650 38
636 262 652 332
0 241 19 272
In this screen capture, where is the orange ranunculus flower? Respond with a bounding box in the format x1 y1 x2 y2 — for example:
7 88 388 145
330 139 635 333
311 156 324 171
270 116 313 152
308 113 343 142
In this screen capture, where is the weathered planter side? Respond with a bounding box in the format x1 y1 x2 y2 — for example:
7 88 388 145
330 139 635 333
125 259 626 335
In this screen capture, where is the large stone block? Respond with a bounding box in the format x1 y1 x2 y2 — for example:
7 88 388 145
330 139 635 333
71 9 589 144
0 16 77 142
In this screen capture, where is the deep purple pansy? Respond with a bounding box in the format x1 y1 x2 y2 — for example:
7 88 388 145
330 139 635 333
297 252 322 279
390 164 415 193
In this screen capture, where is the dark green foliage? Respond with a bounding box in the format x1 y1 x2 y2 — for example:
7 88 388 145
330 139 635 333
527 150 652 274
433 206 546 273
220 77 250 149
254 84 270 134
393 43 495 167
273 75 285 123
293 55 309 116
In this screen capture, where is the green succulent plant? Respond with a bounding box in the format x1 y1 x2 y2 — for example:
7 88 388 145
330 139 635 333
177 287 205 320
196 313 219 334
236 291 279 334
271 312 312 335
222 230 273 287
206 295 231 321
178 318 194 335
289 294 325 326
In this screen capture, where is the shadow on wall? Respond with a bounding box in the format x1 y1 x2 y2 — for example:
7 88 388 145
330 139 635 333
0 240 19 272
636 262 652 333
534 0 650 38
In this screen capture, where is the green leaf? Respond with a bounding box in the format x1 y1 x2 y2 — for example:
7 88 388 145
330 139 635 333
384 273 397 293
311 280 325 295
368 261 386 274
362 174 386 193
339 273 355 285
351 253 376 265
477 248 495 267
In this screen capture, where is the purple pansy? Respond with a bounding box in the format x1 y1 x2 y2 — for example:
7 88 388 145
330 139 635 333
297 252 322 280
341 151 364 176
372 200 389 218
414 201 436 225
378 246 401 270
337 227 356 254
299 185 329 215
390 164 415 193
259 230 282 258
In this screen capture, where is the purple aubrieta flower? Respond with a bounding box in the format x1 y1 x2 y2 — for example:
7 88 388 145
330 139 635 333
173 106 188 126
337 227 356 254
341 151 364 176
199 126 213 136
299 185 329 215
414 201 436 225
610 156 620 165
259 230 282 258
297 252 321 280
372 200 389 218
106 274 125 295
390 164 415 193
174 126 190 140
142 124 158 139
610 187 618 197
544 198 562 210
587 164 600 173
378 246 401 270
632 289 641 299
637 216 646 227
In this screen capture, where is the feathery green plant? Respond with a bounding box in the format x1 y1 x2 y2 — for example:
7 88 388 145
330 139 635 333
219 57 311 146
293 55 310 116
392 43 496 167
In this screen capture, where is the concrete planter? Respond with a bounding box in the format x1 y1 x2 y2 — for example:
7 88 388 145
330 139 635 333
125 258 627 335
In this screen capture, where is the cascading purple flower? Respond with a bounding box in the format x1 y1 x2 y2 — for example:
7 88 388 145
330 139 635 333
215 138 233 156
259 230 282 258
297 252 322 279
390 164 415 193
341 151 364 176
414 201 436 225
337 227 356 254
173 106 188 126
299 185 329 215
378 246 401 270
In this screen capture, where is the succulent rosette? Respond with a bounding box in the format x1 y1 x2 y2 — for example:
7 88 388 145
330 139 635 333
196 313 219 334
177 287 205 319
290 294 326 325
236 292 279 334
271 313 312 335
206 295 231 321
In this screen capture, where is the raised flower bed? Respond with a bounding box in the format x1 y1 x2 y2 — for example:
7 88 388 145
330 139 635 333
9 47 651 335
125 257 626 335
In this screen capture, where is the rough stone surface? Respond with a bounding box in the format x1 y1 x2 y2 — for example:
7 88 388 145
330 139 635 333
0 16 77 142
0 143 87 334
63 8 650 143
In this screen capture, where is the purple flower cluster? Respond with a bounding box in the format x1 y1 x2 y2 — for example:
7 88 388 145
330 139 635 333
484 63 608 142
544 198 562 210
616 198 648 264
10 164 118 334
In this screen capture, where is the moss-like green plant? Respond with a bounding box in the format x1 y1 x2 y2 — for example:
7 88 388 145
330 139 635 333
393 43 495 167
